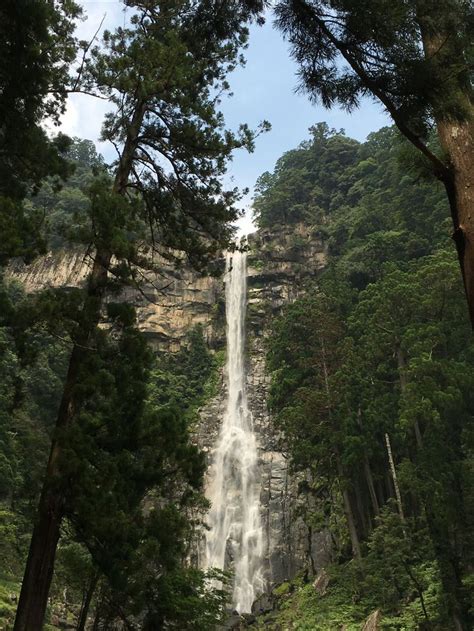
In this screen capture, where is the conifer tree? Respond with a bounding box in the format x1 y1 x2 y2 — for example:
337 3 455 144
14 2 266 629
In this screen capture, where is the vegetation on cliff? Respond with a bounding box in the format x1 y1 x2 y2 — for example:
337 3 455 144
269 0 474 327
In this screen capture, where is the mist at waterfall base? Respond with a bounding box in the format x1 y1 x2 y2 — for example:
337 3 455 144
203 249 265 613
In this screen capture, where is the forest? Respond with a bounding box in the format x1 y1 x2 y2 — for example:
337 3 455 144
0 1 472 630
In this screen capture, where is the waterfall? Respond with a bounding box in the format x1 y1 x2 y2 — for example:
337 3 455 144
204 248 265 613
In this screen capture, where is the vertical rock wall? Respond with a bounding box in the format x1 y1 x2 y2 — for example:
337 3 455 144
9 223 332 590
199 224 331 590
245 225 331 587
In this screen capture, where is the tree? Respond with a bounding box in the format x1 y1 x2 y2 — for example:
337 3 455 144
268 294 362 559
261 122 473 628
14 2 266 629
59 308 221 629
0 0 80 263
350 251 473 628
268 0 474 325
254 123 359 228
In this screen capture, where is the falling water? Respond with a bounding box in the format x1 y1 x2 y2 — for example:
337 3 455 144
204 248 265 613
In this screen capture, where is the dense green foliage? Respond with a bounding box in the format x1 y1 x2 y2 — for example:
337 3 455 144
0 0 80 263
0 283 225 628
1 0 263 623
255 124 448 279
263 126 474 628
7 3 267 628
251 0 474 328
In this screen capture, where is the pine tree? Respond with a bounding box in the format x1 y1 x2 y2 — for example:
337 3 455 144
14 2 266 628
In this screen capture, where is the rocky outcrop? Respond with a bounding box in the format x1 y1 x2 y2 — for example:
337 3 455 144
244 225 331 586
8 249 225 351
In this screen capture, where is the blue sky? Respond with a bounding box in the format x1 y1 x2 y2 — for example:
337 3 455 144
62 1 390 232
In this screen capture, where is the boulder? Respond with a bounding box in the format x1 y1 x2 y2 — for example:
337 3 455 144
252 591 277 615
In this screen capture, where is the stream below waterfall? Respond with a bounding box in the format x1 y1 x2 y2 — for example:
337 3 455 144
203 248 265 613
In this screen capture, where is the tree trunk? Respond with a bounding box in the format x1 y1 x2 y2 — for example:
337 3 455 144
342 485 362 560
356 408 380 518
77 573 99 631
437 119 474 327
354 479 370 538
336 456 361 559
320 338 361 559
363 457 380 518
14 100 146 631
13 252 111 631
417 17 474 327
385 433 405 525
397 345 423 449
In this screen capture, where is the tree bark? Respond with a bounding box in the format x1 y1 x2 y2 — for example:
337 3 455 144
437 119 474 327
14 101 145 631
417 16 474 327
336 456 361 559
356 408 380 518
397 346 423 449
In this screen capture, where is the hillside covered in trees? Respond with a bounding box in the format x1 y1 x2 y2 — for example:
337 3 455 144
254 124 473 629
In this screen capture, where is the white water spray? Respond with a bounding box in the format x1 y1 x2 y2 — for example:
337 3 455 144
204 249 264 613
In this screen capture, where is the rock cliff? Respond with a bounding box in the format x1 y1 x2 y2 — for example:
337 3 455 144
8 250 224 352
9 222 330 591
198 224 331 588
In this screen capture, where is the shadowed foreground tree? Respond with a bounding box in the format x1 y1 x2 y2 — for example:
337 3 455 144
14 2 267 629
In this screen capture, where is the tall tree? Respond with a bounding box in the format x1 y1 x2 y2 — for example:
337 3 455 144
264 0 474 325
14 2 266 629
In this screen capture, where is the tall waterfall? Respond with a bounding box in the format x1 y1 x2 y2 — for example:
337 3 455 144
204 249 264 613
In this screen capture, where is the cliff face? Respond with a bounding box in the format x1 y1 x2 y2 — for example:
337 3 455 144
246 225 331 585
8 250 224 352
9 223 330 589
198 224 331 588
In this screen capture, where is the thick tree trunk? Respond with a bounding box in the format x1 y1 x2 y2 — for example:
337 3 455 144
417 18 474 326
14 100 146 631
13 251 111 631
437 119 474 327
